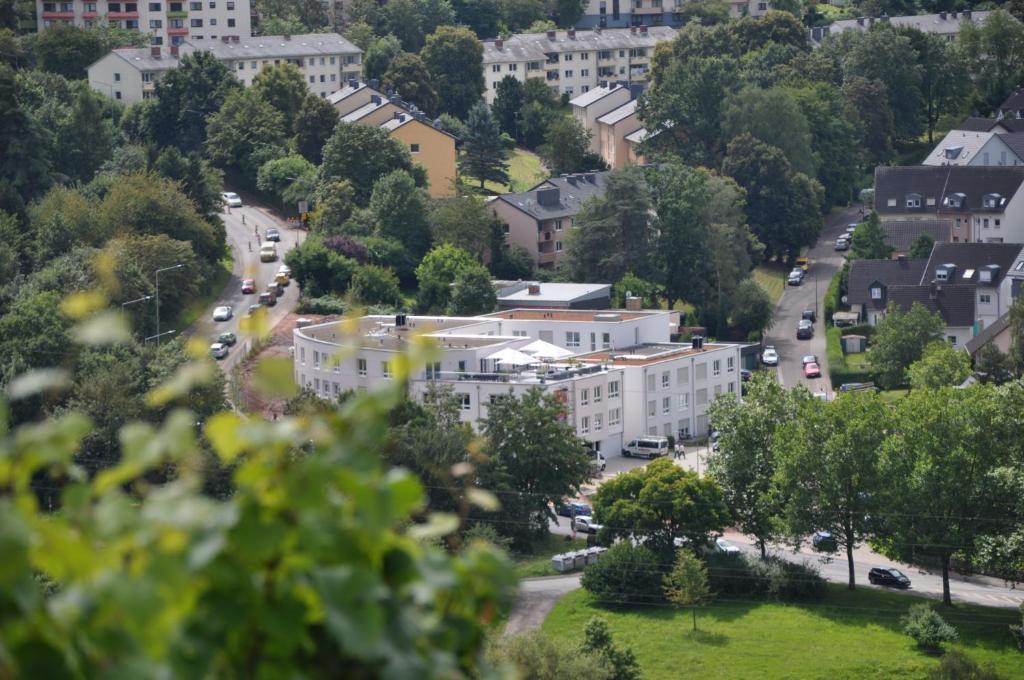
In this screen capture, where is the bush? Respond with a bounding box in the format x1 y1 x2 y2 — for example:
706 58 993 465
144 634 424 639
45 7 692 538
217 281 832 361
487 630 610 679
297 295 348 315
349 264 403 307
903 603 958 652
704 553 826 602
581 542 664 605
928 650 1007 679
823 265 843 323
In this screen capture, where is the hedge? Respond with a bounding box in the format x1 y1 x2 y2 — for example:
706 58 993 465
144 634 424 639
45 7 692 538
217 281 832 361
826 326 873 388
823 267 843 323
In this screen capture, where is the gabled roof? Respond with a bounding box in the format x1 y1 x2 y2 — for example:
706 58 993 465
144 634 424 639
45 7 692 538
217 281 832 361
920 242 1024 286
569 83 628 109
881 220 952 252
624 128 649 144
597 99 638 125
482 27 677 64
326 80 381 105
954 116 1024 133
495 172 609 221
964 312 1011 354
96 47 186 72
848 258 927 309
379 112 457 140
921 129 995 165
998 132 1024 160
886 284 976 328
999 88 1024 114
873 165 1024 214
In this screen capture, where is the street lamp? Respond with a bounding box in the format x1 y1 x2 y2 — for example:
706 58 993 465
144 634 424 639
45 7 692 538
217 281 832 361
121 294 153 311
145 330 176 343
155 264 184 345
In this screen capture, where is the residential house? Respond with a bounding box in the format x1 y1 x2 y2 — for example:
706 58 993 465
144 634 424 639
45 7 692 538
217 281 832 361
809 10 991 46
881 220 952 257
596 98 642 169
480 26 676 104
570 82 633 154
490 172 609 268
964 313 1012 357
922 130 1024 167
574 0 771 29
496 282 613 310
997 87 1024 121
955 116 1024 134
847 256 928 326
36 0 251 47
86 46 183 103
872 165 1024 244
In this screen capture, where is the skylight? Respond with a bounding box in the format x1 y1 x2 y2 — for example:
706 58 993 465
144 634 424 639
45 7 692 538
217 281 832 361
962 268 975 279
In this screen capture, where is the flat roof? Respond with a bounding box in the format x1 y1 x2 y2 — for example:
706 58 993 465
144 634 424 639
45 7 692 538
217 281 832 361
489 309 655 322
577 342 735 366
189 33 361 60
498 282 611 303
482 26 677 64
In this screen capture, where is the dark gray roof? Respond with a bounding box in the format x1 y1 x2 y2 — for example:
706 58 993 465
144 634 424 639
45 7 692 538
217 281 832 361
921 242 1024 286
998 132 1024 160
881 220 952 252
999 88 1024 115
189 33 361 60
848 258 927 309
955 116 1024 133
964 312 1011 354
874 165 1024 214
496 172 609 221
886 284 976 328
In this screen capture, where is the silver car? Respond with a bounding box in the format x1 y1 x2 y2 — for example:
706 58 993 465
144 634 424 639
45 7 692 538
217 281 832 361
210 342 229 359
212 305 233 321
762 346 779 366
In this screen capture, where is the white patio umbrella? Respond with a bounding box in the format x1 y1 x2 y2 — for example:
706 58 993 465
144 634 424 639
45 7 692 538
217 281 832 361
486 347 538 368
518 339 575 361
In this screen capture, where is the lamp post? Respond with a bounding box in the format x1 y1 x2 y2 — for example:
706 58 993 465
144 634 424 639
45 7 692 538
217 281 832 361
815 274 819 321
155 264 184 345
145 330 177 343
121 294 153 311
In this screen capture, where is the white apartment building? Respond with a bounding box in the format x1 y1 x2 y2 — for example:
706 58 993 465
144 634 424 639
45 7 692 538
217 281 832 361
575 0 771 29
36 0 251 47
88 32 362 102
293 309 743 454
481 26 676 104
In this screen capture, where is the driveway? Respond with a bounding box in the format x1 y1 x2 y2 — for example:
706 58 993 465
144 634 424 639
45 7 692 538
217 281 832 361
190 198 302 374
762 206 862 394
505 574 581 636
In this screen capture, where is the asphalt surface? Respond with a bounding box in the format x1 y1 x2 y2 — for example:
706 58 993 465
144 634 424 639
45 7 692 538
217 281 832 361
762 205 863 395
504 573 582 636
189 200 301 374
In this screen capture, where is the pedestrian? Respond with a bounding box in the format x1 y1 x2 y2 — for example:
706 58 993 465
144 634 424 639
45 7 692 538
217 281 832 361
254 224 258 236
242 214 246 225
248 241 252 252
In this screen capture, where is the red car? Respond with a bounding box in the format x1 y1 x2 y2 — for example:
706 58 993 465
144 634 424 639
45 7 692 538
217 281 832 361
241 278 256 294
804 362 821 379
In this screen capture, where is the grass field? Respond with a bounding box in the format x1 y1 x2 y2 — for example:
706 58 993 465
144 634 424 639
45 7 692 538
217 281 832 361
753 264 787 305
483 148 548 194
513 533 587 579
543 586 1024 680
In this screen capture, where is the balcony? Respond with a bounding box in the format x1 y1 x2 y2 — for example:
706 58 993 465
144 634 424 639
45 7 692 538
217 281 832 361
166 10 187 17
168 26 189 35
41 10 75 18
632 4 664 14
107 10 139 18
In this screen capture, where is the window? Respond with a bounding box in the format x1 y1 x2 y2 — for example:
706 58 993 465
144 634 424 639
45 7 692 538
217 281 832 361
594 385 602 403
114 72 121 82
712 360 720 377
85 2 97 9
727 356 734 372
980 293 992 304
410 143 420 153
314 378 320 392
509 63 517 71
190 17 203 26
425 362 441 380
581 52 589 60
647 400 656 417
381 361 392 378
594 414 603 431
458 393 471 411
566 331 580 348
662 397 671 414
492 64 501 73
237 62 245 70
947 335 957 345
678 422 690 439
728 381 735 393
189 1 200 8
714 384 722 396
149 19 162 27
148 2 160 9
357 358 367 376
609 380 619 398
581 69 589 77
581 416 590 434
661 371 670 388
609 408 621 426
678 392 689 410
564 53 573 61
207 0 214 6
333 382 340 396
313 350 320 369
209 17 216 25
580 388 589 406
646 373 655 391
308 75 315 83
906 196 922 208
554 219 563 231
142 72 153 82
226 0 234 7
602 332 610 349
696 388 708 406
695 363 707 380
677 366 689 383
867 286 879 300
458 360 466 373
299 347 306 364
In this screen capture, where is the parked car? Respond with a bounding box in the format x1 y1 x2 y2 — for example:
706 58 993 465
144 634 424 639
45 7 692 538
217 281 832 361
241 278 255 294
846 223 858 235
835 237 850 251
839 382 878 392
212 305 233 321
267 282 283 298
221 192 242 208
557 501 593 518
812 531 837 552
797 320 814 339
796 256 810 271
248 303 262 315
787 270 804 286
868 567 911 589
588 448 606 473
802 354 818 366
274 271 290 286
715 537 741 555
802 309 816 323
762 346 779 366
259 292 276 306
265 227 281 242
740 368 752 381
260 243 278 262
217 331 237 346
278 264 292 276
209 342 229 359
573 516 603 534
804 362 821 378
622 436 671 459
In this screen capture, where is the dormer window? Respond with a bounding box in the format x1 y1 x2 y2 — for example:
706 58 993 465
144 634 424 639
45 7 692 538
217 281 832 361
979 270 993 282
945 192 966 208
983 193 1003 209
935 269 949 281
944 146 963 160
870 286 882 300
905 193 922 208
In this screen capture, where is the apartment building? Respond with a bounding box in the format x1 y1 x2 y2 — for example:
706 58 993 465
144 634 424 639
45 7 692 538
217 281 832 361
809 10 991 46
873 165 1024 244
491 172 609 268
88 32 362 102
328 79 456 197
569 82 648 169
571 81 632 154
481 26 676 104
575 0 771 29
36 0 251 46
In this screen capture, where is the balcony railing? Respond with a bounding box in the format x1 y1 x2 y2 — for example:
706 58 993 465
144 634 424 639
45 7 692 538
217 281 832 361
419 364 608 385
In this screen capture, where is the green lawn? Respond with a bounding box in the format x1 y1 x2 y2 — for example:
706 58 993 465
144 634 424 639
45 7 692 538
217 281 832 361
879 388 910 404
543 587 1024 680
753 264 787 305
513 533 587 579
845 352 871 371
483 148 548 194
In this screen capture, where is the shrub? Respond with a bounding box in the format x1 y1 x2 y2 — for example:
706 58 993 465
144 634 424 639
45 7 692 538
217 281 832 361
323 234 368 263
349 264 403 307
580 542 664 605
902 603 958 652
823 266 843 322
486 629 610 679
928 650 1007 679
1011 603 1024 652
297 295 348 315
704 553 826 602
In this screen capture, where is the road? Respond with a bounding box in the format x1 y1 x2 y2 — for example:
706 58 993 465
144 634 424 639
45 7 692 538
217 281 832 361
505 573 582 636
189 199 301 374
762 206 862 394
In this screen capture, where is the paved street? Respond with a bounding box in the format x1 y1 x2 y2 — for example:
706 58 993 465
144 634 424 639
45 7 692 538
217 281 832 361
762 205 863 394
504 573 582 635
189 198 301 374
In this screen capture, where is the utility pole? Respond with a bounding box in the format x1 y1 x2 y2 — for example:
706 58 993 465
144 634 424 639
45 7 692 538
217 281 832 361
154 264 184 345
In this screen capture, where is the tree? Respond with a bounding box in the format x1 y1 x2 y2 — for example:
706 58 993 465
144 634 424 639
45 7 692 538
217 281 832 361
368 169 432 261
491 75 524 139
382 52 439 116
285 240 356 296
363 34 402 81
320 123 415 205
477 388 592 547
902 28 967 144
1011 295 1024 376
28 186 109 266
151 50 241 153
592 457 730 559
0 65 51 204
448 264 496 315
706 373 804 558
554 0 585 26
429 194 497 261
422 25 485 119
974 342 1013 385
383 0 455 52
0 210 21 284
790 82 863 206
205 88 288 186
294 94 338 164
728 278 774 340
349 264 403 307
870 302 945 389
842 76 894 166
579 542 664 605
612 273 659 309
258 14 309 36
256 155 317 210
0 290 71 374
648 163 711 312
907 232 935 259
850 211 893 260
565 168 654 283
958 9 1024 114
415 244 478 312
252 62 308 133
722 85 817 177
663 550 712 632
153 147 225 220
908 340 972 390
499 0 545 31
450 0 499 38
580 617 642 680
458 101 510 189
342 21 376 51
775 391 889 589
257 0 328 30
32 23 103 79
538 116 595 176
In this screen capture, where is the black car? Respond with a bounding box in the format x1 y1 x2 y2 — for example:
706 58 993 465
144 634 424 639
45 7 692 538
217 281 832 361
812 531 837 552
266 227 281 242
802 309 816 323
740 368 752 382
868 567 911 589
797 320 814 340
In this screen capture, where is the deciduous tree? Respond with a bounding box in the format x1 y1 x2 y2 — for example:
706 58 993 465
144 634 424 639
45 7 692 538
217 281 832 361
368 169 432 261
349 264 403 307
382 52 439 116
538 116 596 176
205 88 288 186
415 243 478 313
850 211 893 260
152 50 241 153
870 302 945 389
294 94 338 164
422 25 484 119
448 263 496 315
252 62 308 133
320 123 415 204
663 550 712 631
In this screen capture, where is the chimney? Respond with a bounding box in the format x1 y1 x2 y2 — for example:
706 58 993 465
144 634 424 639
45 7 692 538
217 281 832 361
547 30 556 40
495 38 503 49
368 78 379 90
527 283 541 295
640 25 647 34
348 77 358 88
150 45 161 58
690 335 704 350
370 94 381 104
283 33 291 40
625 295 642 311
630 26 637 34
939 11 946 19
568 29 575 39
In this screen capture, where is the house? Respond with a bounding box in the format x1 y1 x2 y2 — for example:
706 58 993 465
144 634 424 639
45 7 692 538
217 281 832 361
574 0 771 29
964 312 1012 357
496 282 612 310
293 308 744 452
997 87 1024 121
36 0 251 47
810 10 992 46
88 33 362 102
881 220 952 256
872 165 1024 244
491 172 609 268
596 99 642 169
922 130 1024 167
569 81 648 168
480 26 676 104
570 82 633 154
328 79 457 198
847 257 928 326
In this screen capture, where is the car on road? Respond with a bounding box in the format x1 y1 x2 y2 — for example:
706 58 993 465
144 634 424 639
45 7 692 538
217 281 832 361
212 305 233 321
573 516 603 534
260 242 278 262
557 501 592 518
740 368 752 381
278 264 291 276
248 303 262 315
762 346 779 366
802 355 818 366
622 436 671 459
796 256 810 271
222 192 242 208
217 331 237 346
812 531 837 552
846 223 858 235
274 271 290 286
835 236 850 251
715 537 741 555
804 362 821 378
267 282 283 298
797 319 814 339
787 270 804 286
259 292 276 306
265 227 281 242
210 342 229 359
241 278 256 294
802 309 816 323
868 567 911 589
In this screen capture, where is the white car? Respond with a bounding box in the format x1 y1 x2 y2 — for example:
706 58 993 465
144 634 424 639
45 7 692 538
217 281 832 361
802 355 818 366
573 516 603 534
222 192 242 208
210 342 229 359
715 537 741 555
212 305 233 321
762 346 779 366
278 264 292 277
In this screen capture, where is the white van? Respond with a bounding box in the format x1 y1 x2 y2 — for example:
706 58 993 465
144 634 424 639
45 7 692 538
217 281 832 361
260 242 278 262
622 437 670 459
